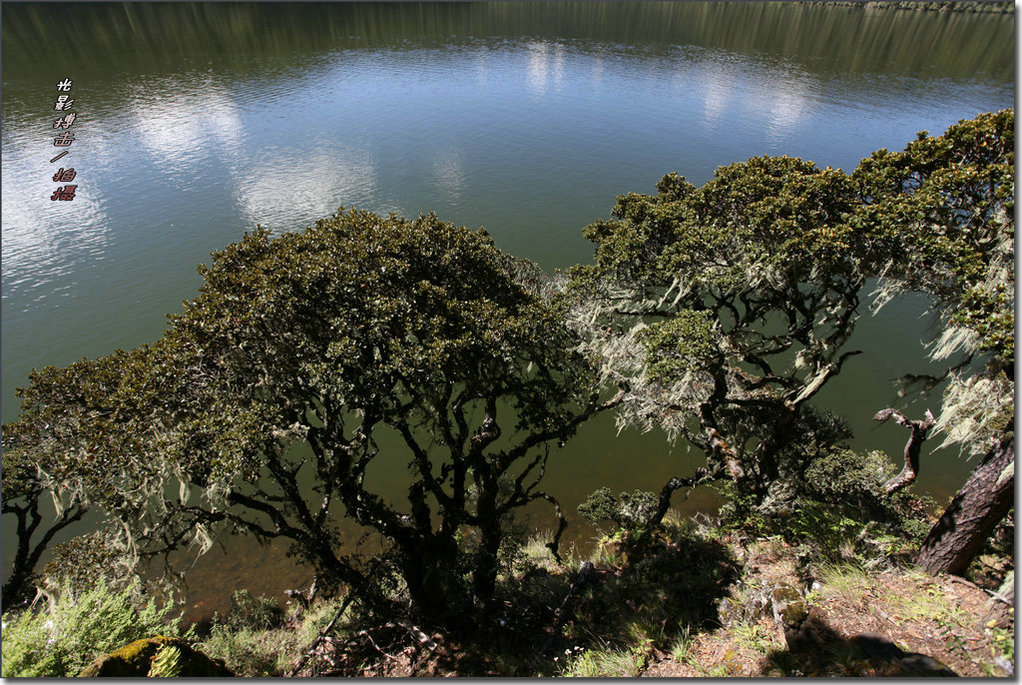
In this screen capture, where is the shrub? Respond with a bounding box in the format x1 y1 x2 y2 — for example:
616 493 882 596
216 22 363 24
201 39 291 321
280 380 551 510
0 576 183 677
224 589 285 632
716 447 933 567
199 596 342 677
578 488 659 532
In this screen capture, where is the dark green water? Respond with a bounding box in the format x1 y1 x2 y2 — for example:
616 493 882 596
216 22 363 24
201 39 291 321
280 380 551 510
1 2 1013 613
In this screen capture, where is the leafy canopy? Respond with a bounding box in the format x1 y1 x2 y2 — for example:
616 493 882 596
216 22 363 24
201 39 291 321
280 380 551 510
5 207 618 623
567 109 1013 527
566 155 863 497
852 109 1014 451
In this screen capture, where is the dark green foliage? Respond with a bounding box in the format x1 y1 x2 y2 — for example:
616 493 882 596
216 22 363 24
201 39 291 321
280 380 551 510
852 109 1014 370
2 351 150 513
716 447 933 566
2 350 164 604
224 589 286 632
568 155 866 506
635 310 717 380
570 111 1013 576
851 111 1014 574
42 532 133 599
578 487 659 532
4 207 620 627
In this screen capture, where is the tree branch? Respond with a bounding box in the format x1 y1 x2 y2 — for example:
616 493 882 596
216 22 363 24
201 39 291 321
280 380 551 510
874 408 936 494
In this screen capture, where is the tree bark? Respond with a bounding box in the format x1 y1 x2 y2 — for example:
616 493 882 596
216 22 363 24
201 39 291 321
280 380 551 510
470 480 502 613
917 424 1014 576
400 532 471 626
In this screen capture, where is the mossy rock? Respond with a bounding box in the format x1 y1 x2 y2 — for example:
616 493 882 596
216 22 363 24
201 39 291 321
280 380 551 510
79 636 234 677
771 584 808 629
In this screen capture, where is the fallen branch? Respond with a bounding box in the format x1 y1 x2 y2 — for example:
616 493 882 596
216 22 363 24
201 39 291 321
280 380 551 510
288 557 387 677
396 620 438 652
874 408 935 494
356 629 400 662
948 575 982 591
984 588 1013 606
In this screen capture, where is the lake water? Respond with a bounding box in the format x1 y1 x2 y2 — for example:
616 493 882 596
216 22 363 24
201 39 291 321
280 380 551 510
1 2 1014 614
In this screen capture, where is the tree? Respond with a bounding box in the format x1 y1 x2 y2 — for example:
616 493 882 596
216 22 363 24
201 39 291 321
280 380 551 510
564 156 866 518
1 353 149 606
4 208 621 626
1 447 87 606
851 109 1014 574
567 110 1014 562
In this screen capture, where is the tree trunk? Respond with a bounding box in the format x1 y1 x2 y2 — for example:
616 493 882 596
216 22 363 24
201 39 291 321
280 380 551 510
2 496 86 607
400 533 471 626
470 488 502 613
916 426 1014 576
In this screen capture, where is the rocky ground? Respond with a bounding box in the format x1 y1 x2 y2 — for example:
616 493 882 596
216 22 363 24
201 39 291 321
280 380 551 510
289 535 1013 678
641 537 1012 678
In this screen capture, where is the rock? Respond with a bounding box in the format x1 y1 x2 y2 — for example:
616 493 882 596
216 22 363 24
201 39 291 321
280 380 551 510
79 636 234 677
771 584 808 629
764 583 813 652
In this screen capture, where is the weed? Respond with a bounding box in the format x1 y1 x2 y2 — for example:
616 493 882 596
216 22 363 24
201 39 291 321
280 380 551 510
198 596 345 677
815 561 871 601
884 571 967 626
669 625 694 662
731 621 778 654
224 589 285 632
987 624 1014 663
559 646 641 677
705 663 729 677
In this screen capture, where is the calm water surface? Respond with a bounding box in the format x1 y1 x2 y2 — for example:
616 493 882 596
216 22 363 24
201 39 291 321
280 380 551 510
1 2 1014 614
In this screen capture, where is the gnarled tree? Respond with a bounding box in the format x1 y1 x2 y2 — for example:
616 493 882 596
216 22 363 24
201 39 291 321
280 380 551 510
567 111 1014 556
1 353 154 606
564 156 866 518
4 209 621 626
851 109 1014 575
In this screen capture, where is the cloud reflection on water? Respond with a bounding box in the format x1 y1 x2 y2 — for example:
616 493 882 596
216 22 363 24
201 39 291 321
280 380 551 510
1 140 111 312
